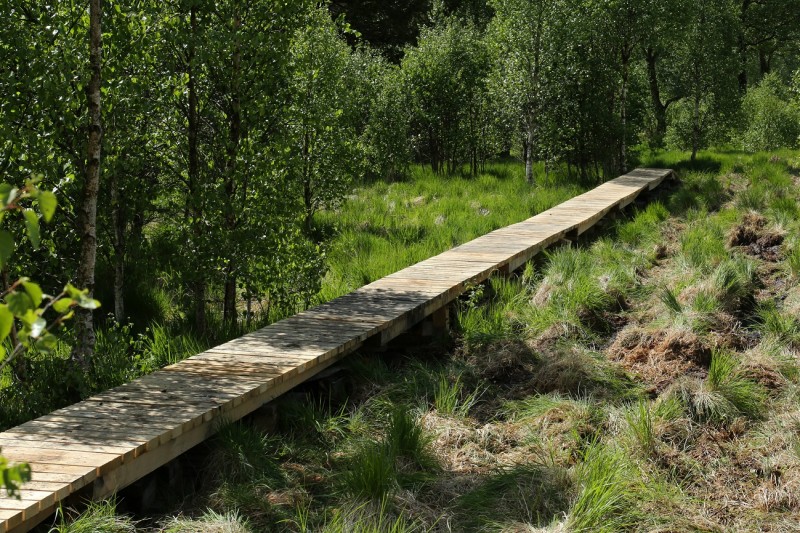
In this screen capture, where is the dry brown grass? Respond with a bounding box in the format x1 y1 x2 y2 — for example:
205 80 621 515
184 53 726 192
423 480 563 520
609 327 711 393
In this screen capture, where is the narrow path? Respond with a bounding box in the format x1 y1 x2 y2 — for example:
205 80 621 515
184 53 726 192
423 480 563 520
0 168 672 533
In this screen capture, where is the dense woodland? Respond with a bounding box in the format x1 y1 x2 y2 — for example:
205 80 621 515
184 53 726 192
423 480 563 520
2 0 800 526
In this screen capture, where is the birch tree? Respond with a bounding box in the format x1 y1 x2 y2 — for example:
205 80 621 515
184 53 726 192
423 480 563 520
71 0 103 365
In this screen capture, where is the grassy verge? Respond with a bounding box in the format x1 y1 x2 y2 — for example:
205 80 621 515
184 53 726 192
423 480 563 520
46 150 800 531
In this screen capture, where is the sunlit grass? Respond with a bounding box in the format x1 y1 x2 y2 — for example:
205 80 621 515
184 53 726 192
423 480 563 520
314 162 583 302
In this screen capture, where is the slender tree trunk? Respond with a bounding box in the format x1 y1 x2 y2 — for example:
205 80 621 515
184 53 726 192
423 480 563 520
3 270 23 380
737 34 749 92
110 170 125 323
223 277 237 327
524 126 534 185
302 130 314 235
428 130 439 174
645 47 667 143
759 48 771 76
245 289 252 329
691 91 700 162
187 5 206 334
72 0 102 367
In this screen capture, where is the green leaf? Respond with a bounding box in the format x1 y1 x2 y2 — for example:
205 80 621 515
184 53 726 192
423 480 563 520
65 283 83 299
0 456 31 498
6 292 34 315
0 231 14 269
23 210 40 249
0 305 12 343
17 309 39 328
22 281 42 307
38 191 57 222
52 298 74 314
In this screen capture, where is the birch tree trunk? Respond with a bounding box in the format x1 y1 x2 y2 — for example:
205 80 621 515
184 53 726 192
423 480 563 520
72 0 102 366
524 126 534 185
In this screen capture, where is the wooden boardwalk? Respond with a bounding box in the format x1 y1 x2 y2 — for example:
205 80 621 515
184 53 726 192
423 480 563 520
0 168 672 532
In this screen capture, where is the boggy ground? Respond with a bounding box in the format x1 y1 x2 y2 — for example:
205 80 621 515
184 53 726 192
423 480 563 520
53 151 800 532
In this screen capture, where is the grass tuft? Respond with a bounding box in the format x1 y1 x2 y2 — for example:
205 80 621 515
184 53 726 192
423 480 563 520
566 442 637 532
211 422 284 486
294 498 429 533
707 351 766 420
433 373 480 417
456 463 573 529
624 400 656 456
669 351 766 424
756 303 800 345
53 501 136 533
342 442 397 500
660 287 683 314
787 242 800 278
387 407 437 471
164 510 252 533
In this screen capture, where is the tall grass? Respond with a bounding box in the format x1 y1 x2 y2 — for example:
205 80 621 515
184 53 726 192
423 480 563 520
669 351 766 424
342 442 397 500
386 407 436 470
433 373 481 416
624 400 656 456
457 277 526 348
293 499 430 533
756 303 800 345
164 510 252 533
567 442 637 532
315 163 583 302
52 501 136 533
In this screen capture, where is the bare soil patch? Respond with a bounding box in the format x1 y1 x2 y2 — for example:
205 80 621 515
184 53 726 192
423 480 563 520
728 212 785 261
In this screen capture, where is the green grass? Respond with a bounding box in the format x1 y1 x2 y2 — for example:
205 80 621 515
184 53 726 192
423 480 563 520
432 373 481 416
386 407 437 471
706 351 766 420
163 510 252 533
566 442 638 532
341 442 397 500
668 351 767 424
293 499 429 533
456 463 573 529
787 242 800 278
314 162 583 302
616 201 670 248
53 501 136 533
624 400 657 456
756 303 800 345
